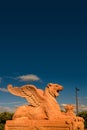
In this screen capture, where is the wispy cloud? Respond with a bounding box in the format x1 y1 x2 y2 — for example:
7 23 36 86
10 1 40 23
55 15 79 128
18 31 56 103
0 106 15 112
0 88 8 92
0 101 23 105
16 74 41 82
78 104 87 112
0 101 28 112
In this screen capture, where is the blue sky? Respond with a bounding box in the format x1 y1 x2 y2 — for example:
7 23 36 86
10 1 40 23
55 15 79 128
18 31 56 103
0 1 87 112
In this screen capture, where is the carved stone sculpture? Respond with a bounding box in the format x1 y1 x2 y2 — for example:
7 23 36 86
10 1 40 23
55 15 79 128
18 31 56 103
64 104 84 130
7 83 63 120
5 83 84 130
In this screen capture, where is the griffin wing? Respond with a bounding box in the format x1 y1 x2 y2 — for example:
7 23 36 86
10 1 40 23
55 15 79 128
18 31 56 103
7 84 45 107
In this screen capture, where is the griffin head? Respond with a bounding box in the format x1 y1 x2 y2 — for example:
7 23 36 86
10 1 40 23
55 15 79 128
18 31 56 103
46 83 63 97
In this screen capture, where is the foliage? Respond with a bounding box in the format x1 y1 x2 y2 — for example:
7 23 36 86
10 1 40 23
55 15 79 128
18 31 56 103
0 123 4 130
0 112 13 130
77 111 87 128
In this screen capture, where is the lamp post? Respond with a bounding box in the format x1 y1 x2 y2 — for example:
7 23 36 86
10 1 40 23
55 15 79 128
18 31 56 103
75 87 80 115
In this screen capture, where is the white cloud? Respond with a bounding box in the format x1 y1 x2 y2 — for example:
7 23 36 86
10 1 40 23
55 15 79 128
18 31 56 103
0 88 8 92
0 101 23 105
78 104 87 112
16 74 41 82
0 101 28 112
0 106 15 112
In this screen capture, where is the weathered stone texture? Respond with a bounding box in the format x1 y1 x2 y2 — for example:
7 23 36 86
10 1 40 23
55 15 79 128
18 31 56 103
5 83 84 130
5 120 73 130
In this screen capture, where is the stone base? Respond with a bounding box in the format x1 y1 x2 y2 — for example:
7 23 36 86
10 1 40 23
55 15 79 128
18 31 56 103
5 120 73 130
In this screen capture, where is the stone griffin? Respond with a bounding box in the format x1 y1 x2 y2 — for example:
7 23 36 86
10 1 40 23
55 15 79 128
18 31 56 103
8 83 63 120
7 83 84 130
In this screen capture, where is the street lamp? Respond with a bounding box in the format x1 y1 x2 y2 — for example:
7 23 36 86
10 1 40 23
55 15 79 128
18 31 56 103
75 87 80 115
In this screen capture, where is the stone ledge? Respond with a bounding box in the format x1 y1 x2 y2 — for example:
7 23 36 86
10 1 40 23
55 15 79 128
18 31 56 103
5 120 73 130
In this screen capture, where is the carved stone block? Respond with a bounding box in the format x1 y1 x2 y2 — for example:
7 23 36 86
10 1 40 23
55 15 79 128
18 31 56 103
5 120 73 130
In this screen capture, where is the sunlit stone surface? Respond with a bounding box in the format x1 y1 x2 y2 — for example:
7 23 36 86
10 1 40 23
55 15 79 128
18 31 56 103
5 83 84 130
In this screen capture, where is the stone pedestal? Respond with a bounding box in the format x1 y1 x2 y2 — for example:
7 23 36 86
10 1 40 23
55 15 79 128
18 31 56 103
5 120 73 130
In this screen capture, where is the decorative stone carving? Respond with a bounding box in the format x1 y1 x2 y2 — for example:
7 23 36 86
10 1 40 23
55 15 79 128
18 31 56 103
5 83 84 130
7 83 63 120
5 120 73 130
64 104 84 130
